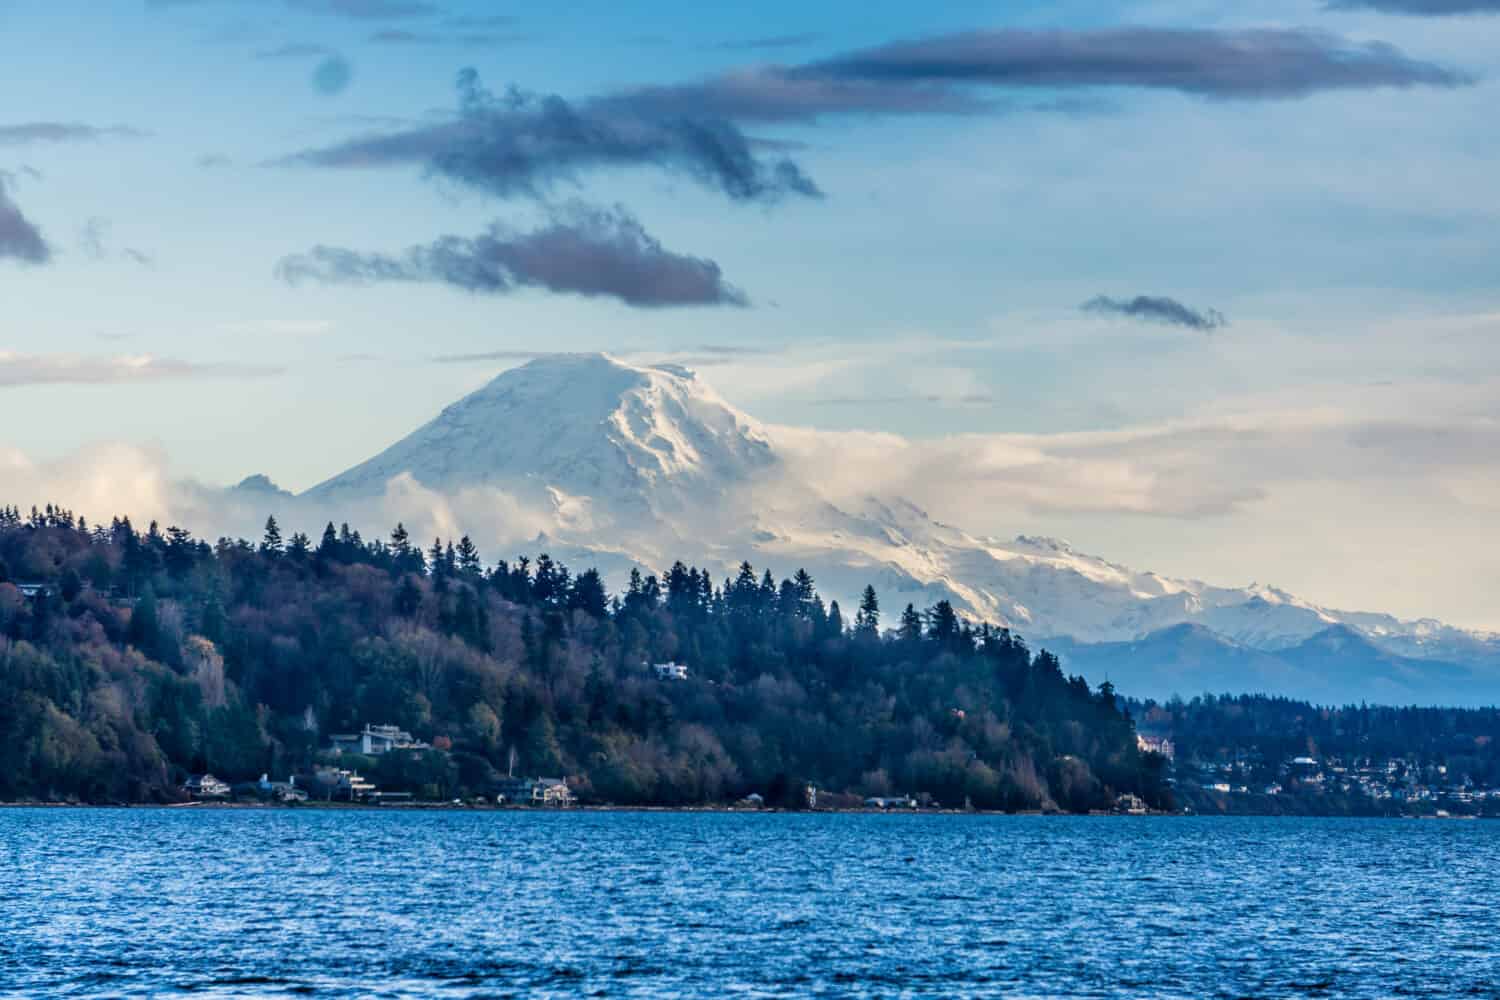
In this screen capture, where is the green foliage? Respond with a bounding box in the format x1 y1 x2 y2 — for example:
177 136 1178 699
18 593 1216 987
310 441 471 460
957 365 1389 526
0 504 1168 809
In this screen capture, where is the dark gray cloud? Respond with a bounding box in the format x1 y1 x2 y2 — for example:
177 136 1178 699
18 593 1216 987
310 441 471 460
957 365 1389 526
612 27 1467 125
1082 295 1228 332
0 122 149 146
0 179 50 265
803 28 1469 99
276 205 749 308
277 69 820 203
1326 0 1500 13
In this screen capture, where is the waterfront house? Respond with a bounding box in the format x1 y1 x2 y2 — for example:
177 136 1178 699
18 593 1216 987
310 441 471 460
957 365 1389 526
306 767 378 802
329 724 429 757
494 776 575 806
256 774 308 803
183 774 231 799
864 796 917 810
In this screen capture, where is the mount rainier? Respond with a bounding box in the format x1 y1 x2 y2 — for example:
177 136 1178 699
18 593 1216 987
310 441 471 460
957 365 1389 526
255 353 1498 705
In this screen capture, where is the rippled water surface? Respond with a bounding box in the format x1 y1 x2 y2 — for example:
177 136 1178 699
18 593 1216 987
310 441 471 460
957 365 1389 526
2 809 1498 998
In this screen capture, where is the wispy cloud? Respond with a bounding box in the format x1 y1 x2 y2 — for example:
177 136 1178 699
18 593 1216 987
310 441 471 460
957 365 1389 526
0 178 50 265
276 69 820 203
287 0 436 17
218 319 335 337
77 217 155 267
0 122 150 146
367 29 529 46
712 33 823 52
773 379 1500 522
430 349 557 364
802 28 1469 100
610 27 1469 125
276 204 749 308
148 0 436 20
1326 0 1500 13
1082 295 1228 332
427 344 783 367
0 352 284 387
254 42 337 60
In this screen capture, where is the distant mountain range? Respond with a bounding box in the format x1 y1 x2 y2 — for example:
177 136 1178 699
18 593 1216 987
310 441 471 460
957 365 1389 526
241 353 1500 705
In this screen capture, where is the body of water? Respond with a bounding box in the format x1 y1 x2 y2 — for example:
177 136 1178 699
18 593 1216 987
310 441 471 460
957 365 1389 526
2 809 1496 998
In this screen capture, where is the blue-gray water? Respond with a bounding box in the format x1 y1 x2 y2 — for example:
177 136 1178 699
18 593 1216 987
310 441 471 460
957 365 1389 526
2 810 1497 998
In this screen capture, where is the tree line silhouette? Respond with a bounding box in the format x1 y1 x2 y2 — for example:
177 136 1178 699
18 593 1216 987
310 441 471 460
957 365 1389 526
0 504 1169 809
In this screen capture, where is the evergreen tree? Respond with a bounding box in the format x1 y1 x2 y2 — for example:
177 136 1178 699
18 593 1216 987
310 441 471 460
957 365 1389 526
898 604 924 643
455 535 481 575
317 522 339 561
927 600 962 648
288 532 311 560
856 585 881 636
260 516 284 556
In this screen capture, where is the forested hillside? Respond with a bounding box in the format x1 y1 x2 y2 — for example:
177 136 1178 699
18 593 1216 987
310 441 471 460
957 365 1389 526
0 504 1168 810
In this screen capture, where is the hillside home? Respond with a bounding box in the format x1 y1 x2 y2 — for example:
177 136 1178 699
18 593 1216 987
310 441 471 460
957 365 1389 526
1137 734 1176 759
329 724 429 756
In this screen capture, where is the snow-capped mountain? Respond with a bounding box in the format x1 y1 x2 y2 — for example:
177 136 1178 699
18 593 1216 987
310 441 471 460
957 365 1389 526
277 353 1499 703
307 354 776 513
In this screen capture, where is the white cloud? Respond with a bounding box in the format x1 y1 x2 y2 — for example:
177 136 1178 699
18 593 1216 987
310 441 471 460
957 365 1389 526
0 352 283 388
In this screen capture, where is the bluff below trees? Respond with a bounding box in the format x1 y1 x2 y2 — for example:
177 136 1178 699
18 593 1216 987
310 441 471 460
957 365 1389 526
0 504 1168 811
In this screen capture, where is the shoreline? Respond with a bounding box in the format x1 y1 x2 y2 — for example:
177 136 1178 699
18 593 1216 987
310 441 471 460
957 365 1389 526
5 800 1485 818
0 799 1158 816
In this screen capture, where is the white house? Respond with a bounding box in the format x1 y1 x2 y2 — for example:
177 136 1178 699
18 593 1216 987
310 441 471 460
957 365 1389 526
494 776 575 806
183 774 230 799
652 662 689 681
329 724 428 756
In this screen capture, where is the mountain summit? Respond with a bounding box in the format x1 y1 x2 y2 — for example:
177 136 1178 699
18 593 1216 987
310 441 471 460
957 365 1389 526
289 353 1499 703
306 354 777 518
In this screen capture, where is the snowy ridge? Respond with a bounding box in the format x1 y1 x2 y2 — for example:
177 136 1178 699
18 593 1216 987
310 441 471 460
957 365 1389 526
306 354 776 519
284 353 1498 699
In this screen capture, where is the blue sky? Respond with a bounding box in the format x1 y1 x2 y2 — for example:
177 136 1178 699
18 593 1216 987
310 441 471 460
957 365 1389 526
3 0 1500 628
